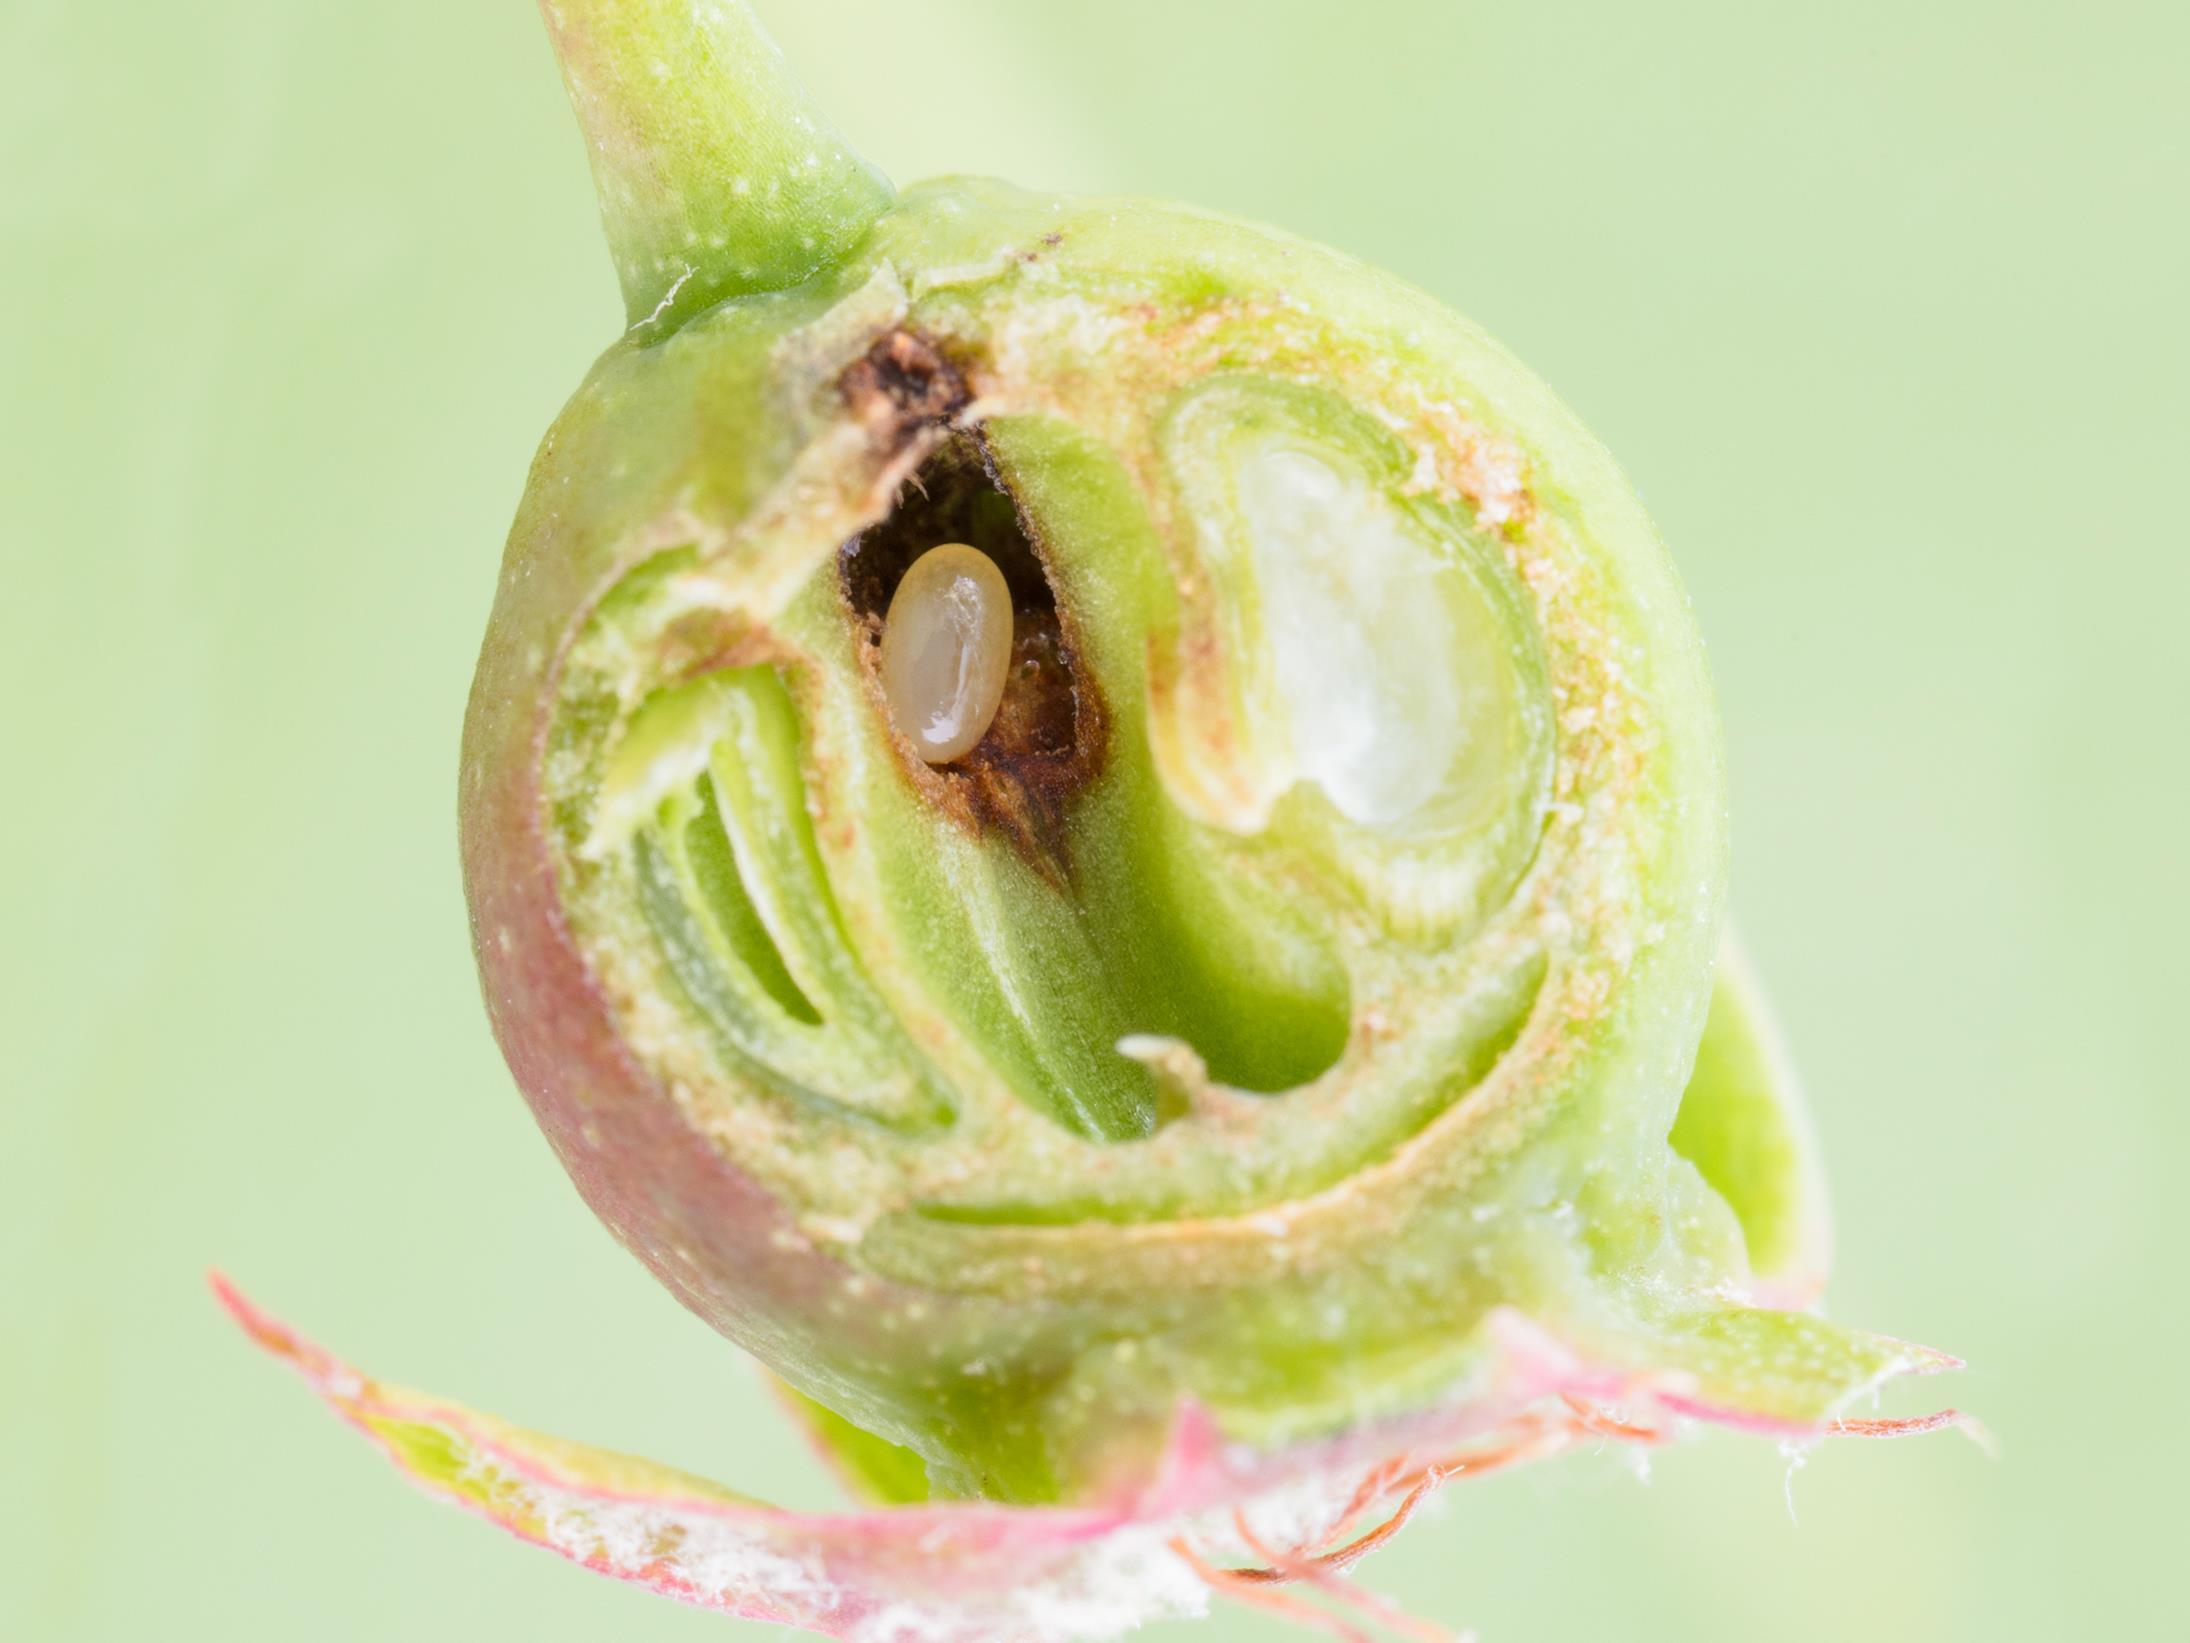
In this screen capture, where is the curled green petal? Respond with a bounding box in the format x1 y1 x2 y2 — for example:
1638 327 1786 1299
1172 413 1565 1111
1671 936 1835 1303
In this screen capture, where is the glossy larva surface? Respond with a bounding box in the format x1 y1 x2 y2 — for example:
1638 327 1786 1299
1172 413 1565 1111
877 544 1014 763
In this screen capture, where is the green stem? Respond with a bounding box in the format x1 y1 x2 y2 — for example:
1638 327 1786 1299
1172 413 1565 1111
539 0 894 331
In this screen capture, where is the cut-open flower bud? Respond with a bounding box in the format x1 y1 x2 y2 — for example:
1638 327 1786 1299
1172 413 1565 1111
224 2 1963 1636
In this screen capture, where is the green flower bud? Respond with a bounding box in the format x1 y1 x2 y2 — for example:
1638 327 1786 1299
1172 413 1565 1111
228 3 1961 1634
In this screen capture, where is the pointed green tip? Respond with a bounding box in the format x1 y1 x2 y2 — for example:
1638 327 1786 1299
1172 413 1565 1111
540 0 895 332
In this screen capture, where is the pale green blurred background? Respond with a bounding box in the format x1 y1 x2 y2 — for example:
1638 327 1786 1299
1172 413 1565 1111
6 1 2181 1638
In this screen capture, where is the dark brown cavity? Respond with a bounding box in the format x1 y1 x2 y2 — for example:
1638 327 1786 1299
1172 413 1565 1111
839 329 972 454
838 424 1104 881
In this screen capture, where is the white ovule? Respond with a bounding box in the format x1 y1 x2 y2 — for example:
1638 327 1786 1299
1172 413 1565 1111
1234 446 1466 827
